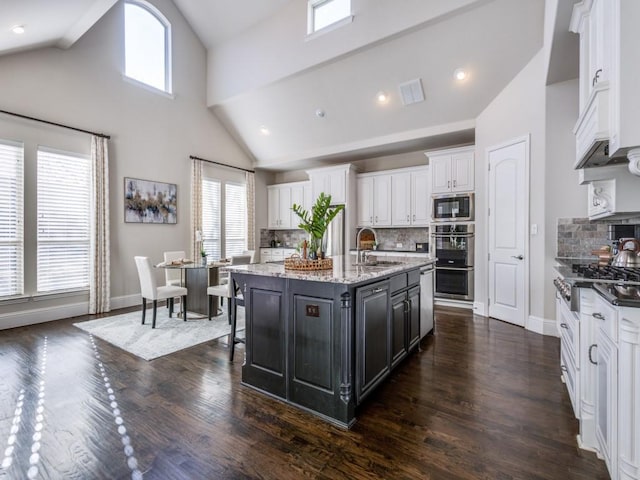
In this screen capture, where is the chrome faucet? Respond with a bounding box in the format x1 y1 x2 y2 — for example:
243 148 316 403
356 227 378 264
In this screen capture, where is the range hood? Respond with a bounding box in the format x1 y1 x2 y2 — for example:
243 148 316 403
575 139 629 169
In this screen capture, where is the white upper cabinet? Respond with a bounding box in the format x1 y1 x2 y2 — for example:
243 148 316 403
357 166 430 228
307 164 356 205
410 168 431 225
267 181 309 230
425 146 475 194
571 0 640 172
357 174 391 227
391 167 430 227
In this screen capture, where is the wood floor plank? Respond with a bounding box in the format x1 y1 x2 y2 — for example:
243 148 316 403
0 306 609 479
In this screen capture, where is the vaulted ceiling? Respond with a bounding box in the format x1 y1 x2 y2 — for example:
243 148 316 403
0 0 576 172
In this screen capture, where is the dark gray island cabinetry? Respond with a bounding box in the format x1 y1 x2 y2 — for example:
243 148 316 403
229 256 432 427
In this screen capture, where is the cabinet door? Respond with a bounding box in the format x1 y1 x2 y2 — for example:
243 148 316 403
451 151 474 192
303 182 313 212
260 249 272 263
267 187 280 229
357 177 373 226
327 170 346 204
278 187 292 229
391 292 407 367
407 286 421 350
356 282 390 402
290 184 304 230
391 172 411 226
595 329 617 478
372 175 391 226
411 169 430 225
431 156 451 193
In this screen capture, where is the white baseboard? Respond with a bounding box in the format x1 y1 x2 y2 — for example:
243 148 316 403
0 302 89 330
472 301 487 316
527 315 558 337
0 294 141 331
434 298 473 310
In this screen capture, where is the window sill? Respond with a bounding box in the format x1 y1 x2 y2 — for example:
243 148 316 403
305 15 353 41
0 289 89 305
122 75 175 99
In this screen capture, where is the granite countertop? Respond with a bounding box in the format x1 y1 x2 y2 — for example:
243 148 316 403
348 249 430 255
227 255 434 285
554 257 640 286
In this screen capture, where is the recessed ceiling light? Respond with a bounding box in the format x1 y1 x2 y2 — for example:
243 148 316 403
11 25 25 34
376 91 388 104
259 125 270 135
454 68 467 81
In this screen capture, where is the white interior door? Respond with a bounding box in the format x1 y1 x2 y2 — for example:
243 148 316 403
488 137 528 327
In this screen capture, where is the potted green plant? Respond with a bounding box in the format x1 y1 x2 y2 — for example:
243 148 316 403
292 192 344 260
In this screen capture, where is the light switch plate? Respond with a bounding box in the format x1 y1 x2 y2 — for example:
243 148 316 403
531 224 538 235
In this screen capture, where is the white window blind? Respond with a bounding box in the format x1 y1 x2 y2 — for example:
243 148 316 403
0 140 24 297
37 148 91 293
225 183 247 257
202 178 221 259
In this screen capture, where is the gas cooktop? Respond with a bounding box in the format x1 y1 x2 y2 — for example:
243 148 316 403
571 264 640 282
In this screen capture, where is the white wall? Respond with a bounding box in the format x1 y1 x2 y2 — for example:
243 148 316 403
475 50 547 322
0 0 251 328
476 51 586 326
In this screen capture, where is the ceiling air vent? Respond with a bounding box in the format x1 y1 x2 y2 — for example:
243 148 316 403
398 78 425 106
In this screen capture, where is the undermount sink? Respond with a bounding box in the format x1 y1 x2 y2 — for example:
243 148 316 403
352 260 403 267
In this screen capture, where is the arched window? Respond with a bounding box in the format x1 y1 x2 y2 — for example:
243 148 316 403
124 0 172 93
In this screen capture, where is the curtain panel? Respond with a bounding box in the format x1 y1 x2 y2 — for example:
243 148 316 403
89 136 110 314
191 159 203 259
246 171 255 251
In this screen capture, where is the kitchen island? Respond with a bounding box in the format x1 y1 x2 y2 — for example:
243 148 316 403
228 255 435 427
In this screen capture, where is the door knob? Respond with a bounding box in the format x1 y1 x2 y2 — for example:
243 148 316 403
511 255 524 260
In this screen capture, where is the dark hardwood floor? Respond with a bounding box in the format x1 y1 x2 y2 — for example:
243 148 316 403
0 306 608 479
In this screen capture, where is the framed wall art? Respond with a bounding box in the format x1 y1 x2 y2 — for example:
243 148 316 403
124 177 177 224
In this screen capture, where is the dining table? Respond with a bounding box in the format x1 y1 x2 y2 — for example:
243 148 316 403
156 258 231 316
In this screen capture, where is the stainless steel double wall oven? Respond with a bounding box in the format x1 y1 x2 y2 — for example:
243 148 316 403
432 223 475 301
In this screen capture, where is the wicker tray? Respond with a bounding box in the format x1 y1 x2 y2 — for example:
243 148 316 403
284 255 333 271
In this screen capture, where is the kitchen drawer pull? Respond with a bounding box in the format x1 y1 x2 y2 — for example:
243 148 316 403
372 287 385 294
560 323 568 329
588 344 598 365
592 312 605 320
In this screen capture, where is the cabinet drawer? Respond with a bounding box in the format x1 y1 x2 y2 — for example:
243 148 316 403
561 338 579 418
558 299 579 365
390 273 407 294
592 294 618 343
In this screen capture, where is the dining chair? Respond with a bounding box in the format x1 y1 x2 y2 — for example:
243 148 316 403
163 250 186 286
134 256 188 329
207 277 244 361
163 250 186 312
218 253 253 286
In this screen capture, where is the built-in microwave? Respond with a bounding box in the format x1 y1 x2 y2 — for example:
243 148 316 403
432 193 474 222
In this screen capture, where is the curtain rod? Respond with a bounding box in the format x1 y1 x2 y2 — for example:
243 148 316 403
0 109 111 139
190 155 255 173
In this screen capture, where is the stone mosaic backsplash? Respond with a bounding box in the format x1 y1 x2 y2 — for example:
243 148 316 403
355 227 430 252
260 227 431 252
557 217 640 258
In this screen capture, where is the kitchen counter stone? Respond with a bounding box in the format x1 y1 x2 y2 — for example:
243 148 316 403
227 255 433 285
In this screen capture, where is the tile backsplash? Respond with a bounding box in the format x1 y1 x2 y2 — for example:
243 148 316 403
557 217 640 257
260 227 431 252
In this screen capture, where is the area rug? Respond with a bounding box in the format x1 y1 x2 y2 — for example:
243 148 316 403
73 308 245 361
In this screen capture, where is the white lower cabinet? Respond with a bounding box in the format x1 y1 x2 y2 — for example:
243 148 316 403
556 287 640 480
618 314 640 480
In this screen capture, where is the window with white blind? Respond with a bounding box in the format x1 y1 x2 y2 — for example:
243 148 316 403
37 148 91 293
225 183 247 257
202 178 221 260
201 177 246 260
0 140 24 297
